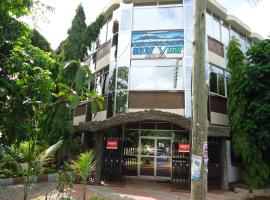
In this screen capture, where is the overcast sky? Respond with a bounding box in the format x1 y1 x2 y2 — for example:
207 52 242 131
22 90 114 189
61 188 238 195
21 0 270 49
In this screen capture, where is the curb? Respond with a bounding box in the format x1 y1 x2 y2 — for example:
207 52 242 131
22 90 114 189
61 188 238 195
0 173 58 186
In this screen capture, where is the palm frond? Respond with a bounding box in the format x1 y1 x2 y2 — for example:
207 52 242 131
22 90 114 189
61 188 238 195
38 140 63 166
75 149 96 182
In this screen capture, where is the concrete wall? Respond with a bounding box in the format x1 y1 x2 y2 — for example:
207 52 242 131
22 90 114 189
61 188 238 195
211 112 229 126
208 51 226 69
92 110 107 121
73 115 86 126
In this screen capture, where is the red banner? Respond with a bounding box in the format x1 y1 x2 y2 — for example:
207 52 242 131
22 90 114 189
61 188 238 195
178 143 190 152
106 140 118 150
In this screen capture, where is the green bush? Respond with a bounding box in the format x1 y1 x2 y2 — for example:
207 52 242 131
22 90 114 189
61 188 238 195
0 168 15 178
89 195 104 200
41 167 58 174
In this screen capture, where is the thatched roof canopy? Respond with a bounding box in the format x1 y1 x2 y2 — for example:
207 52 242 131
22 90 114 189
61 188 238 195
77 110 230 137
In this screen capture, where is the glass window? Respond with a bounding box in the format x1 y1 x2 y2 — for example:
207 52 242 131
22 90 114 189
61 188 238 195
99 24 107 46
213 19 221 41
210 72 217 93
120 8 132 30
103 72 109 94
218 74 225 96
107 18 114 41
246 39 252 51
107 91 115 118
133 6 183 30
109 67 116 91
239 35 247 53
230 28 239 40
117 67 129 90
226 77 230 97
95 76 102 94
210 65 230 97
221 25 229 46
130 66 182 90
115 90 128 114
131 59 178 67
184 5 193 29
206 12 213 37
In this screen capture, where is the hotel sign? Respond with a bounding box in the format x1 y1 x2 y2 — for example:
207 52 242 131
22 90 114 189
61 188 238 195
178 143 190 153
131 30 184 59
106 140 118 150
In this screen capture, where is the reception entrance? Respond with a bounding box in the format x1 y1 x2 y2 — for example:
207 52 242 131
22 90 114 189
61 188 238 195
139 137 172 179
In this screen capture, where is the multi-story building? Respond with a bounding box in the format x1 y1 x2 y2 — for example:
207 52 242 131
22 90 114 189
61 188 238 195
74 0 262 189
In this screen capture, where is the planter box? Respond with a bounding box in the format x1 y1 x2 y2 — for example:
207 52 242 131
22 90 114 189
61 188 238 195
0 178 13 186
37 174 48 182
48 173 58 182
13 177 24 184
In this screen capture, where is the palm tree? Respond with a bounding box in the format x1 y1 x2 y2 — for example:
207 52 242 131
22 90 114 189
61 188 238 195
74 150 96 200
22 140 63 200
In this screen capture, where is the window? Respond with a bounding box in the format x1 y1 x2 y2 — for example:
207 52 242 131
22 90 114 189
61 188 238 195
98 17 114 47
212 19 221 41
206 12 213 38
209 64 230 97
221 24 230 46
133 6 183 31
239 34 247 53
130 59 183 90
210 72 217 93
94 67 109 95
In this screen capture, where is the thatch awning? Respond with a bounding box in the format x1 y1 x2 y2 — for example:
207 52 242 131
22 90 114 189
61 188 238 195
77 110 230 137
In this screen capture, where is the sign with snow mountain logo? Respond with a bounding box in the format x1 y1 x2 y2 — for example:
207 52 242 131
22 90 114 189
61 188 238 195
131 31 184 59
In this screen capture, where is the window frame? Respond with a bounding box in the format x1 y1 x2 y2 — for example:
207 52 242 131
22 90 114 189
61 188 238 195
209 64 229 98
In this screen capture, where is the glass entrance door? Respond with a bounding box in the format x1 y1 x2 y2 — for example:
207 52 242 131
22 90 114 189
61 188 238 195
139 137 172 179
140 138 155 176
156 139 171 177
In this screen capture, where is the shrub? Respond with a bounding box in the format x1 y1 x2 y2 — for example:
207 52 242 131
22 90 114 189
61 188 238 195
89 195 104 200
41 167 58 174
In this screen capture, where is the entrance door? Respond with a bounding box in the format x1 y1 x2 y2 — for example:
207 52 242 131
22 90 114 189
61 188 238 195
139 137 172 179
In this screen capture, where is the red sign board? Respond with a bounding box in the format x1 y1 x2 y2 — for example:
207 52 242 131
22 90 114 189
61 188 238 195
106 140 118 150
178 143 190 153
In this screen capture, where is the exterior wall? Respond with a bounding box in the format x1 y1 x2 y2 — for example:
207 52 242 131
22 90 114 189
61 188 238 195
77 0 261 128
208 51 226 69
128 91 184 109
73 115 86 126
128 108 185 116
92 111 107 121
226 140 241 182
210 112 229 126
96 53 110 71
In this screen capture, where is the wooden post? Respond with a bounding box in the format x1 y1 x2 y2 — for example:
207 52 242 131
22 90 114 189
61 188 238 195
191 0 208 199
94 132 104 185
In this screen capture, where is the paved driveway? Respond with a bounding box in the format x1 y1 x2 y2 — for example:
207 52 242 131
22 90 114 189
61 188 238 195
0 180 268 200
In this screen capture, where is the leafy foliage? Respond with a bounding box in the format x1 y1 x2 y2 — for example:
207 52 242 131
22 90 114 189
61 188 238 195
57 162 73 193
227 38 270 188
74 150 96 200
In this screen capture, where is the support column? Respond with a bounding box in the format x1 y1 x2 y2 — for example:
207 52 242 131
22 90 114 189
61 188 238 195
94 131 104 185
220 139 229 189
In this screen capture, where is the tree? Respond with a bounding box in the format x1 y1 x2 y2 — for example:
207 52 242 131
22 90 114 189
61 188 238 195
60 4 87 62
227 38 270 188
41 5 105 147
0 35 57 144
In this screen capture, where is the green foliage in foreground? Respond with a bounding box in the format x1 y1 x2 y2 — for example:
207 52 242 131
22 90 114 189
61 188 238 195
75 150 96 200
227 38 270 188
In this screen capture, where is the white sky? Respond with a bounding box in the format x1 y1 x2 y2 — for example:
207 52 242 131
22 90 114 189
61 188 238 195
21 0 270 49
